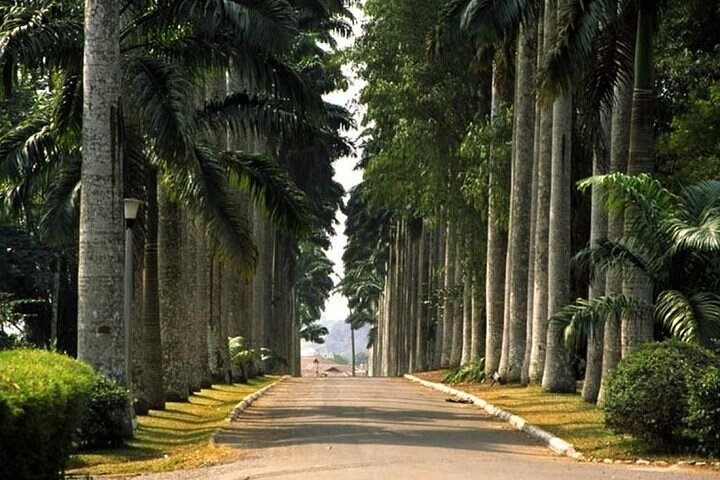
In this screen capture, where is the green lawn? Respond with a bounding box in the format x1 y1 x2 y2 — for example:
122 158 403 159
415 371 714 463
67 376 277 476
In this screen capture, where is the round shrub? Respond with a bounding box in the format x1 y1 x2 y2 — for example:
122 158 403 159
77 376 134 449
603 339 720 452
685 366 720 456
0 349 97 479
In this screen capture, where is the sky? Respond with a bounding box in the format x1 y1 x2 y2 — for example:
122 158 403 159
301 6 367 356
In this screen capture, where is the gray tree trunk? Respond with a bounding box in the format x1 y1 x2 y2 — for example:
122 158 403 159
582 109 610 403
441 220 455 367
450 232 464 367
485 62 511 378
529 0 556 384
78 0 125 382
500 20 536 383
159 191 190 400
598 79 632 403
541 92 576 393
140 171 164 409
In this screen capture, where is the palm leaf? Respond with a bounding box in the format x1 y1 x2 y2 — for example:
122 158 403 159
460 0 540 44
222 151 311 234
668 180 720 253
124 0 297 53
196 90 301 139
160 144 258 277
656 290 720 349
38 151 81 245
550 293 649 350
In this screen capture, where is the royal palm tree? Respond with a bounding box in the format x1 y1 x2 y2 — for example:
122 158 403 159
0 0 320 396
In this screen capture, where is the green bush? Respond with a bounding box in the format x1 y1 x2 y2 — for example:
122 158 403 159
685 366 720 456
77 376 133 449
603 340 720 452
443 359 486 384
0 348 96 479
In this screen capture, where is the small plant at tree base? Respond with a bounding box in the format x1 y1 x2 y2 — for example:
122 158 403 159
443 359 486 385
603 339 720 452
228 336 256 383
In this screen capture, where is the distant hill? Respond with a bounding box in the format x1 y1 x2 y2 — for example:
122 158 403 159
303 318 369 359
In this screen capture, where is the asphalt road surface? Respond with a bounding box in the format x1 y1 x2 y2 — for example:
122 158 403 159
141 377 717 480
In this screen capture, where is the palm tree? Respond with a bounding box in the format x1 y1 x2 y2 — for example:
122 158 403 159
1 0 328 399
542 0 671 355
551 174 720 353
78 0 125 383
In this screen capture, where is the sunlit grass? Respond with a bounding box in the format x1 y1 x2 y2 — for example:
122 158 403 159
415 370 710 462
67 376 277 476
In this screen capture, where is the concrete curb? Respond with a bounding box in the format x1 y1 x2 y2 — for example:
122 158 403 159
404 374 583 460
227 375 289 422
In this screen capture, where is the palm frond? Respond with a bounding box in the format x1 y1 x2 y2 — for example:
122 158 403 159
578 173 675 263
0 1 83 92
196 90 301 140
222 151 311 235
124 0 297 52
124 55 196 166
52 71 83 141
539 0 632 96
460 0 539 44
38 151 81 245
550 293 649 350
160 144 258 277
668 180 720 253
656 290 720 349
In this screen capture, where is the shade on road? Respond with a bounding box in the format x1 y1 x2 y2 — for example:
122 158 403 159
141 377 716 479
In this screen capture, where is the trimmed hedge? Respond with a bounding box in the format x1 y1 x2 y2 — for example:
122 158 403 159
0 349 97 479
603 339 720 453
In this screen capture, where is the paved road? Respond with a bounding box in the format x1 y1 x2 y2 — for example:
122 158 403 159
142 377 716 479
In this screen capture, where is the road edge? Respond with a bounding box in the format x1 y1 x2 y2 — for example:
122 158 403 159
228 375 289 421
404 373 583 460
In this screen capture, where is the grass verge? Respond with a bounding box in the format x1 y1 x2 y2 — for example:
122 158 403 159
67 376 277 477
414 370 716 463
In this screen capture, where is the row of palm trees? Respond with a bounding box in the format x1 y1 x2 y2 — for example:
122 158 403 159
346 0 719 402
0 0 352 411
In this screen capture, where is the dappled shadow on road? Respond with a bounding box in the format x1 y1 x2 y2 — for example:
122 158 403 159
214 377 546 457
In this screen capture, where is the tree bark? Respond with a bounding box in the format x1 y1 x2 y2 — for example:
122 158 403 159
598 79 632 404
622 8 656 351
140 170 164 409
582 109 609 403
159 190 189 400
500 20 536 383
78 0 125 382
542 92 576 393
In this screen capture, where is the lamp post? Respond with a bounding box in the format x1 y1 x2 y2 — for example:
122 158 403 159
123 198 142 387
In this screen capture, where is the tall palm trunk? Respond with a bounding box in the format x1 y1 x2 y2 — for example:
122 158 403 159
159 190 189 401
499 19 537 382
450 231 463 367
441 220 455 367
622 6 655 354
597 79 632 403
523 19 545 385
432 215 446 368
77 0 125 382
485 61 511 377
529 0 556 384
141 170 164 409
414 224 430 371
582 111 609 403
541 91 575 393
